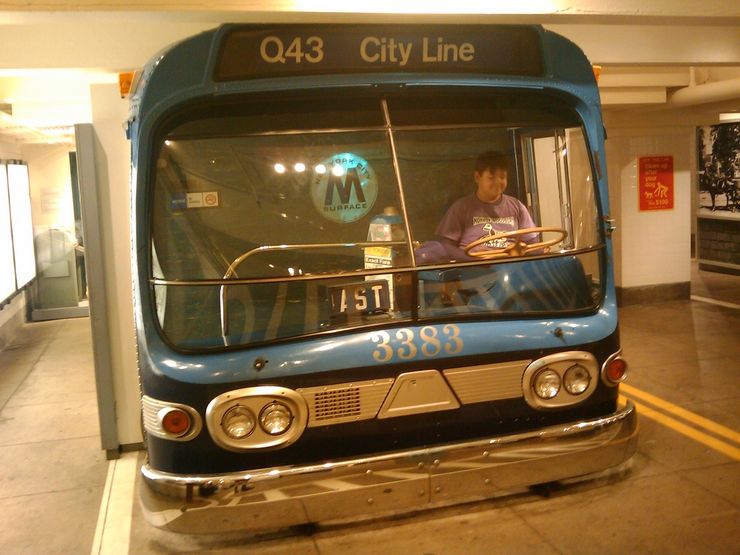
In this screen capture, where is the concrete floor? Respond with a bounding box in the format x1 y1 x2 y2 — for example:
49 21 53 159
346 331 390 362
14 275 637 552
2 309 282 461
0 264 738 554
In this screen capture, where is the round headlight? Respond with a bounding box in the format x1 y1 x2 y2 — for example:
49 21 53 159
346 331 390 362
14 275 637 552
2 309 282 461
260 402 293 435
221 406 255 439
564 364 591 395
534 369 561 399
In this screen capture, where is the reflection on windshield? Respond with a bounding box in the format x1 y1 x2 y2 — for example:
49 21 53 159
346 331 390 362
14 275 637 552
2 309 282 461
151 93 603 350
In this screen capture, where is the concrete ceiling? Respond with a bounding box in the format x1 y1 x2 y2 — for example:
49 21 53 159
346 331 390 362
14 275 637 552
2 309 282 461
0 2 738 146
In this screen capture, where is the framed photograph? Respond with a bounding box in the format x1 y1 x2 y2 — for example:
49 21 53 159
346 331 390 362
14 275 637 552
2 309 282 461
697 122 740 219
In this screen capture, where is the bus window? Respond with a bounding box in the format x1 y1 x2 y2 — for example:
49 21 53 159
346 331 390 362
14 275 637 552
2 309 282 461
151 91 604 349
152 99 414 348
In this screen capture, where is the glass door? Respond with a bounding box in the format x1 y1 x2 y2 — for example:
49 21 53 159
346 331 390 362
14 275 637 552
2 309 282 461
29 152 89 321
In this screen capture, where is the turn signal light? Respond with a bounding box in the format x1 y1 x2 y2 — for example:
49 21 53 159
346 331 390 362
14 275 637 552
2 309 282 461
160 407 191 437
605 357 628 384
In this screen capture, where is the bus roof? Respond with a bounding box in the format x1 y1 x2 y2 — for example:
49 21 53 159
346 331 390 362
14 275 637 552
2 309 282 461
130 24 599 134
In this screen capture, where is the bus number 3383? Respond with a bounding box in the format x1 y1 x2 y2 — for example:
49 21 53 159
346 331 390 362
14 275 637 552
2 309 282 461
370 325 464 362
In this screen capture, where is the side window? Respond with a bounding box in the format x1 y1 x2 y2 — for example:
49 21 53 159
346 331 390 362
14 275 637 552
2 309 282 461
519 127 600 251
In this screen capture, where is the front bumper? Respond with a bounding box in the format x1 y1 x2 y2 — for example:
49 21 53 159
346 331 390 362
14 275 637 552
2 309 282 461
140 401 638 534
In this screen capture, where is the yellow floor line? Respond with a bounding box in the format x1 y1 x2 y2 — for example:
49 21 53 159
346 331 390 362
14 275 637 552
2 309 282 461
690 295 740 311
90 455 117 555
91 452 138 555
622 396 740 461
620 383 740 445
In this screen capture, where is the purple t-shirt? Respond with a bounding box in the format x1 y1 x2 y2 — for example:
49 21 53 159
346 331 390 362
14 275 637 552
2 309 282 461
436 193 537 254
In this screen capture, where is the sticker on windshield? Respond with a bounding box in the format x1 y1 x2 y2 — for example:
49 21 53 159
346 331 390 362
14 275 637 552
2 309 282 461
310 153 377 223
170 191 220 210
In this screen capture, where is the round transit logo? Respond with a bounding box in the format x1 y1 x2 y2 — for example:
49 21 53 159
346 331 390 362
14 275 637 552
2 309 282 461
310 153 377 224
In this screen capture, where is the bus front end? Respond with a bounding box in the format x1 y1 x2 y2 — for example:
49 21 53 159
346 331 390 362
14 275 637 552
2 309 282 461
131 24 637 534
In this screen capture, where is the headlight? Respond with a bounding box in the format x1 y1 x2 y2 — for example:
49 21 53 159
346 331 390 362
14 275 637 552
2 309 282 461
533 369 560 399
221 406 256 439
564 364 591 395
260 402 293 435
524 352 598 409
206 386 308 451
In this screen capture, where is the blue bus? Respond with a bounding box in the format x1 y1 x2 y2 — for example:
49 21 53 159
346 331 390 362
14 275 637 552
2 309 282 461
129 24 637 533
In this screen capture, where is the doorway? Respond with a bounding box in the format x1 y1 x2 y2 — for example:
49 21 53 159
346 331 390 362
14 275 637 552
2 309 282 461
29 149 89 321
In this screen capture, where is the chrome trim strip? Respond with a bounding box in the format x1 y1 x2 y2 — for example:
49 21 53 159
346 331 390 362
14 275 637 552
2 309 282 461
140 402 637 534
219 241 407 340
222 241 409 280
145 402 635 486
150 244 607 287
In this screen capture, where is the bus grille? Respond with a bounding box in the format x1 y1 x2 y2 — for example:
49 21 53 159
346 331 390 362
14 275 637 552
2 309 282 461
298 379 394 427
315 388 361 419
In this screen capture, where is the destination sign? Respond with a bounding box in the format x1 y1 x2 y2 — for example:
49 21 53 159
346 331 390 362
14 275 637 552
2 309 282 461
214 25 543 81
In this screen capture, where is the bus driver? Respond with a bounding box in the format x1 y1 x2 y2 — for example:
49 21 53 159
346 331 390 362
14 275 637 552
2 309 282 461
416 150 538 263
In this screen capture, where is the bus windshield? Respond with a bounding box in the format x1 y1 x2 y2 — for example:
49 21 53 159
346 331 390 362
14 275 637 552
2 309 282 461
151 88 604 350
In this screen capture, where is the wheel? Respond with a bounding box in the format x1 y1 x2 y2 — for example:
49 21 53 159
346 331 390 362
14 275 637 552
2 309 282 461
464 227 568 260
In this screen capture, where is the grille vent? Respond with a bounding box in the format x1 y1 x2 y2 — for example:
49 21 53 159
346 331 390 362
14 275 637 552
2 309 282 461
298 378 393 427
314 388 362 420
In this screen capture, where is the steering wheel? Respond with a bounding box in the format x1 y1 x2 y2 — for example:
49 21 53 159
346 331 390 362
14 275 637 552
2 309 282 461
464 227 568 260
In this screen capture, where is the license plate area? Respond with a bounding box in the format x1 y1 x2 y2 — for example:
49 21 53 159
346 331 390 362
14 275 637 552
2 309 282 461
329 279 390 316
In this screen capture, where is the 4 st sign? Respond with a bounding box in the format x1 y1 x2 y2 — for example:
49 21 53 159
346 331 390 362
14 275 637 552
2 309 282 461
330 280 390 315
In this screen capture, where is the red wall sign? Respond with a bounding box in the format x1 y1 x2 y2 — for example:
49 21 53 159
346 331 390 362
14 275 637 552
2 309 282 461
639 156 674 211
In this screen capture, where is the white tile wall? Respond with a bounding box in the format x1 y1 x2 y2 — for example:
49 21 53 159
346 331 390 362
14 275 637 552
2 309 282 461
606 129 693 288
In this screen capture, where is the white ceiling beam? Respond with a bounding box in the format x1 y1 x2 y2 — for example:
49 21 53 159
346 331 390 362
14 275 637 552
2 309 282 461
0 19 737 71
596 68 691 88
547 24 740 65
668 77 740 107
0 1 738 20
599 87 668 106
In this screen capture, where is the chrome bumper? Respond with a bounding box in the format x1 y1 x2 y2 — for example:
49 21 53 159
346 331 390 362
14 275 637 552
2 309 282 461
140 402 638 534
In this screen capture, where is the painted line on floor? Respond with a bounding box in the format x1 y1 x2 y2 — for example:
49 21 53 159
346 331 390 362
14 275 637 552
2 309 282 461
690 295 740 311
627 398 740 461
90 452 138 555
618 393 740 462
90 454 117 555
620 383 740 445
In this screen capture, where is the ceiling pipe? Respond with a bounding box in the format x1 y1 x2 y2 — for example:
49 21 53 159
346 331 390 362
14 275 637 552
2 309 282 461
667 77 740 107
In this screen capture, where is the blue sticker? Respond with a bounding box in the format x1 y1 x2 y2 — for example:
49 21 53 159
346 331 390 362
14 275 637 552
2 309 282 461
170 193 187 211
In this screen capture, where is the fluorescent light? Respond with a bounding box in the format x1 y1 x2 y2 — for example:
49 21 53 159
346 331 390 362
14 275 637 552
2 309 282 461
0 165 17 300
719 112 740 123
7 163 37 289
